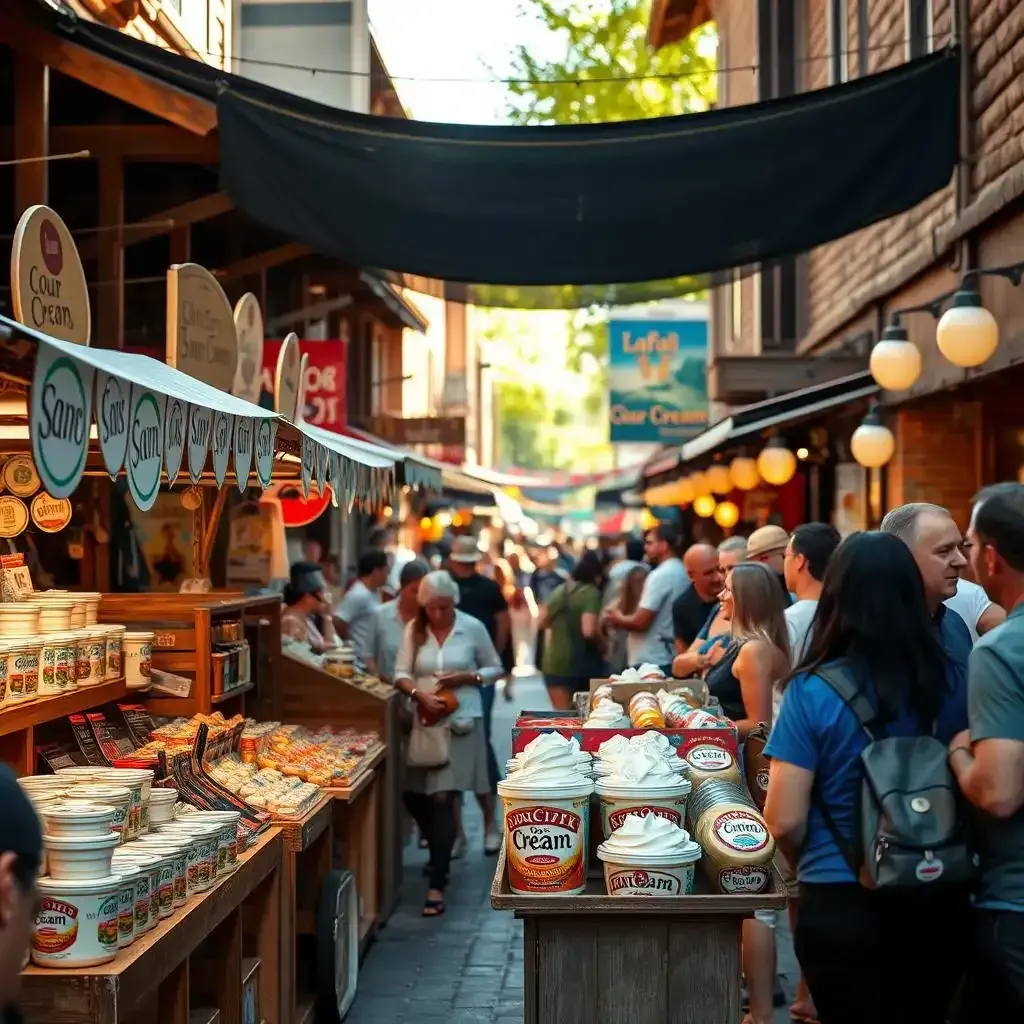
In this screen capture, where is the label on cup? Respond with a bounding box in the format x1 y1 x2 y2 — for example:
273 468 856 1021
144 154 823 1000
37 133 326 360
505 800 587 894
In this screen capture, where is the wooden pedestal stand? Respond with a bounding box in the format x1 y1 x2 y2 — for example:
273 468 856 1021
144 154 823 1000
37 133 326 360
274 653 402 926
277 794 334 1024
22 829 284 1024
491 847 786 1024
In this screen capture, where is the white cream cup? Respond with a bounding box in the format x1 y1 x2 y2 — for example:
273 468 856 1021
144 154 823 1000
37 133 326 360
129 839 189 908
110 864 139 948
597 837 703 896
497 776 594 896
111 852 160 931
595 775 692 841
183 811 241 874
44 831 119 880
32 875 121 968
66 786 132 842
40 801 117 839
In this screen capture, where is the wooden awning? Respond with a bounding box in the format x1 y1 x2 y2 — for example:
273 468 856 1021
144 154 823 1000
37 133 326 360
648 0 714 50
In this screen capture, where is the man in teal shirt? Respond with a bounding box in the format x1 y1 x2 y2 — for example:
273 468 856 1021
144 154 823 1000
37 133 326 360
949 482 1024 1017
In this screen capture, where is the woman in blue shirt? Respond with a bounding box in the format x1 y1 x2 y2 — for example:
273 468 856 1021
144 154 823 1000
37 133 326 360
764 531 970 1024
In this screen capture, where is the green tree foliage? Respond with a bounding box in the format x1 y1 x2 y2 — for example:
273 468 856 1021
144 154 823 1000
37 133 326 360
495 379 565 469
506 0 716 124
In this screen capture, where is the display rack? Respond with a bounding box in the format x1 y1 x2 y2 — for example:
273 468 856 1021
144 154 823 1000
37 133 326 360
22 828 284 1024
96 593 282 721
491 846 787 1024
274 652 402 927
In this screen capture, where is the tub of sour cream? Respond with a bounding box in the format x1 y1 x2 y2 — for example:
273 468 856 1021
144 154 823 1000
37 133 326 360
31 875 121 968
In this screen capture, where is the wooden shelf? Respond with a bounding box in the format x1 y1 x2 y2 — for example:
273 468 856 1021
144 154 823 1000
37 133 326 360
325 747 384 804
277 793 333 854
21 828 283 1023
211 681 255 705
0 677 127 737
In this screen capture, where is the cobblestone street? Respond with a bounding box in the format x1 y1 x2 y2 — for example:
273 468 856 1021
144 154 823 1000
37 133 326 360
345 674 799 1024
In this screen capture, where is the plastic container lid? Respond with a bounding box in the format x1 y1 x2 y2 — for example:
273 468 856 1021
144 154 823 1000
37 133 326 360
42 801 117 823
37 874 122 895
112 851 159 867
124 631 155 641
55 767 108 780
158 821 221 838
44 831 120 850
71 786 132 804
147 788 179 803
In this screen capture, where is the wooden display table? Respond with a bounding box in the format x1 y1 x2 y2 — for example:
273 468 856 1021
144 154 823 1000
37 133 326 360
490 846 786 1024
21 828 284 1024
277 794 334 1024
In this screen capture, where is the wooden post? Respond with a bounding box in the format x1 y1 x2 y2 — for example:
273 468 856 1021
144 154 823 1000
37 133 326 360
98 156 125 348
13 53 49 217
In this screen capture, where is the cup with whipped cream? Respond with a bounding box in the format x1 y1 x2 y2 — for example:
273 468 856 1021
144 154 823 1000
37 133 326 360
595 751 692 839
507 735 592 778
584 698 629 729
497 733 595 895
594 733 687 779
597 812 702 896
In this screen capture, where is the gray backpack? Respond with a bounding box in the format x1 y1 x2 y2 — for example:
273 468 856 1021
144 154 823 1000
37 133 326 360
816 664 975 889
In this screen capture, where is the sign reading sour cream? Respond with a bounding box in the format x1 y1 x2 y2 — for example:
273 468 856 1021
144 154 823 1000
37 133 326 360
254 418 277 490
127 387 166 512
233 417 254 492
188 407 213 484
164 397 187 486
11 206 91 346
166 264 238 395
30 344 94 499
211 410 234 487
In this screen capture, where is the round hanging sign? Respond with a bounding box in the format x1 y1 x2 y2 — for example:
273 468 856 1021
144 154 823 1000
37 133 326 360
29 344 94 500
166 263 238 393
300 434 315 499
255 418 277 490
232 293 264 404
127 387 166 512
234 416 254 492
275 333 301 422
2 455 40 497
211 410 234 487
188 406 213 483
30 491 72 533
164 397 187 487
11 205 91 345
0 497 29 538
95 371 130 479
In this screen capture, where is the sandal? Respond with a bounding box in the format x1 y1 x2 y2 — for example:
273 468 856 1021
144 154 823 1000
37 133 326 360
789 1007 820 1024
422 898 446 917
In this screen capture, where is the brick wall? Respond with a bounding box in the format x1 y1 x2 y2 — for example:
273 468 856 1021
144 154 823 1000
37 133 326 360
887 397 983 529
708 0 1024 358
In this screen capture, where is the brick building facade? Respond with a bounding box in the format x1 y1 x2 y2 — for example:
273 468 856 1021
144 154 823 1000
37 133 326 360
649 0 1024 530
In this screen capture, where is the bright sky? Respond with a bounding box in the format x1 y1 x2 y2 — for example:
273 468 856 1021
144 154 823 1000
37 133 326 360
368 0 563 124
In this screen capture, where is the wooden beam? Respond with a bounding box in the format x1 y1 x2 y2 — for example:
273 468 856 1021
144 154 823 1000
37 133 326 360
13 53 49 216
0 12 217 136
53 125 219 161
214 244 311 282
97 157 124 349
266 294 354 333
78 192 232 261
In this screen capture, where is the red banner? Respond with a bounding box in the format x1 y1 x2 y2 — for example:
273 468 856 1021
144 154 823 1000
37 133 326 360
261 339 347 433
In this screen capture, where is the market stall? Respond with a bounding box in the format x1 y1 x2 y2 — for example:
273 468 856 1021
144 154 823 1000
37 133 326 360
491 672 786 1024
0 203 400 1023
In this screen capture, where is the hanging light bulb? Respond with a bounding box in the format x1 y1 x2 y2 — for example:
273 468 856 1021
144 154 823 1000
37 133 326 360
689 470 708 496
729 456 760 491
870 323 922 391
706 464 733 495
850 401 896 469
756 437 797 486
675 477 696 506
693 494 717 518
713 500 740 529
936 287 999 368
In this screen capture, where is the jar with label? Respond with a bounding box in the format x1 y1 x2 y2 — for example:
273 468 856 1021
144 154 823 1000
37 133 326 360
6 642 40 703
683 743 744 792
0 641 13 708
123 631 154 689
76 593 102 626
79 630 106 687
39 632 79 696
31 875 121 968
323 643 356 679
691 784 776 895
103 625 126 680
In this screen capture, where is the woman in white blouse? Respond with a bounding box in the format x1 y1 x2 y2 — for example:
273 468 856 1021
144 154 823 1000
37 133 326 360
393 571 503 917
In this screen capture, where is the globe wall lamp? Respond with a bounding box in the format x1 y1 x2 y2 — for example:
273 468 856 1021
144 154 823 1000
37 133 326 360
713 500 740 529
870 261 1024 390
756 436 798 487
729 455 760 491
850 400 896 469
693 493 717 518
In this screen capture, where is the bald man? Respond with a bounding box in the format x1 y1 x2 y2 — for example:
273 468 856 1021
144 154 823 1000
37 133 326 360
673 543 725 650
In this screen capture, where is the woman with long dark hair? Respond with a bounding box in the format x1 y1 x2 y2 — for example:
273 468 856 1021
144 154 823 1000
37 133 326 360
764 531 970 1024
537 550 606 709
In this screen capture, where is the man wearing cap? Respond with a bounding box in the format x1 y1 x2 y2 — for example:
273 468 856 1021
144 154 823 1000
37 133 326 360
746 525 794 606
0 765 42 1022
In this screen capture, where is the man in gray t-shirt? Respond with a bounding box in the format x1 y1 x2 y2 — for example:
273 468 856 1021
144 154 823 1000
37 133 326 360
335 550 388 664
949 483 1024 1015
